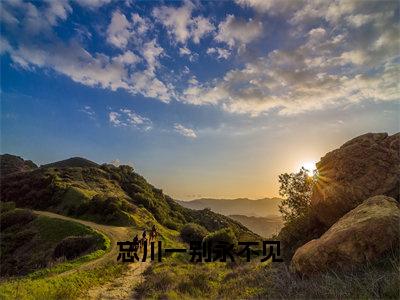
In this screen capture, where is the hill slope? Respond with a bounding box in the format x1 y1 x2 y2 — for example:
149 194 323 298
41 157 99 169
0 154 38 177
177 197 282 217
0 203 107 277
0 156 257 241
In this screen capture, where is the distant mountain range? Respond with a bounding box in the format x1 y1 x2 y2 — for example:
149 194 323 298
228 215 283 238
176 197 282 218
176 197 284 237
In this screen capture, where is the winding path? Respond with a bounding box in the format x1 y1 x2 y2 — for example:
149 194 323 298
33 210 150 299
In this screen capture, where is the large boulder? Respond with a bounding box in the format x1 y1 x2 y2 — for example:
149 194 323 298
291 195 400 276
311 132 399 227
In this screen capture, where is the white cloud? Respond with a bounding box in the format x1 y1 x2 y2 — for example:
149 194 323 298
112 50 140 65
174 123 197 138
179 46 197 61
109 111 122 126
152 1 214 44
2 0 398 120
107 10 131 49
182 66 190 74
215 15 262 48
2 2 174 104
340 50 367 65
235 0 302 14
181 5 400 117
1 0 72 35
80 105 96 120
0 38 12 55
207 47 231 60
106 11 152 49
131 13 151 36
109 109 153 131
75 0 112 9
142 40 163 73
191 16 214 44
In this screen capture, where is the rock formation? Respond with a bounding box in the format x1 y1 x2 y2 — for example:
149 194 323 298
311 132 399 227
291 195 400 276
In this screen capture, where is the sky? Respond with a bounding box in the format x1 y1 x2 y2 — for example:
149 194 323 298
1 0 399 200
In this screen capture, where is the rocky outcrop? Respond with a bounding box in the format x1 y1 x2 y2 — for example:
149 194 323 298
291 195 400 276
311 132 399 227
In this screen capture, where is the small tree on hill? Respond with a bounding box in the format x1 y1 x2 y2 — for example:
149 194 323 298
278 167 317 223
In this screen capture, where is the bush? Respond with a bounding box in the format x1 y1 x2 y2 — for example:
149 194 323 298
53 235 99 260
0 201 16 214
180 223 208 243
277 210 326 260
203 228 238 249
1 208 36 230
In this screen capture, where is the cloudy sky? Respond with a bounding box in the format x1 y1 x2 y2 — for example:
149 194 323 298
1 0 399 199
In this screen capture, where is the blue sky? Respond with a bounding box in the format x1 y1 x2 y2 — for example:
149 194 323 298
1 0 399 199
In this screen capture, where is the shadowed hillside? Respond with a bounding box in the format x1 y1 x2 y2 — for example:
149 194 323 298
0 154 38 177
41 157 100 169
0 202 108 277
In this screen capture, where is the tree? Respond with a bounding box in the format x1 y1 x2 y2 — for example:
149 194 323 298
278 167 317 223
180 223 208 243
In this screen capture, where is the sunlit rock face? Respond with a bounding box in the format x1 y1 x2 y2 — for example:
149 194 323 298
291 195 400 276
311 132 400 227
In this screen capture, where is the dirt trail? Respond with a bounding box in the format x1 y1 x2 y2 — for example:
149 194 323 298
33 210 150 299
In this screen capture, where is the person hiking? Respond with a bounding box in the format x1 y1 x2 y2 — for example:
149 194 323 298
149 225 157 242
132 234 139 251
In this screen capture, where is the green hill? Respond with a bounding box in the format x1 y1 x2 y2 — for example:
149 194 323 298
0 202 108 277
0 154 38 177
41 157 99 169
0 156 256 241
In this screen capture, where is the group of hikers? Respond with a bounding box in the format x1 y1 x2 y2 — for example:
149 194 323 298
132 224 158 251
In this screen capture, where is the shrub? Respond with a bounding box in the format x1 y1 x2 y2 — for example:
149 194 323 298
180 223 208 243
164 220 180 231
203 228 238 249
0 201 16 214
53 235 99 260
277 210 326 260
1 208 36 230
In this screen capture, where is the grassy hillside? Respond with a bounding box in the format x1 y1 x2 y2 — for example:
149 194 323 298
0 155 257 240
0 154 38 177
137 251 399 299
0 155 259 298
0 202 108 277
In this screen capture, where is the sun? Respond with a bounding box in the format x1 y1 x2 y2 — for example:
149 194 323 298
300 160 317 172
